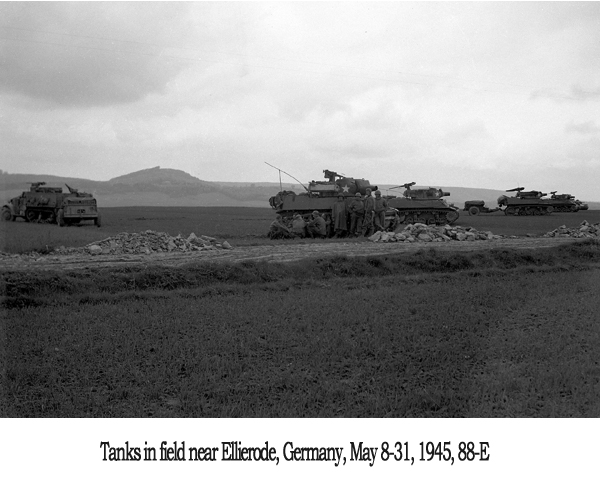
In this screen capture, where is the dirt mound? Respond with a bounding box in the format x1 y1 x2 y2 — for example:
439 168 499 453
369 223 502 243
53 230 233 256
544 221 600 239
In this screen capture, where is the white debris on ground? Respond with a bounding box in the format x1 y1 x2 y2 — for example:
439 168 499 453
52 230 234 256
368 223 503 243
543 221 600 239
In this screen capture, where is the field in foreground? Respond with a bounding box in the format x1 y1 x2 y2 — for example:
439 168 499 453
3 240 600 417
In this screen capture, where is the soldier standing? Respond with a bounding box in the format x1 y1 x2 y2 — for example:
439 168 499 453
373 190 389 232
362 188 375 237
331 195 348 238
348 192 365 237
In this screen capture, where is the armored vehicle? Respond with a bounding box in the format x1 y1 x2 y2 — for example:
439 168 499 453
2 183 101 226
547 192 580 212
575 200 589 211
463 200 500 216
269 169 377 231
496 187 555 216
385 182 460 225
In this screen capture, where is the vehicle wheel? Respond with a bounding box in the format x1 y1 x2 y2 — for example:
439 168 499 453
1 208 12 222
94 213 102 227
546 206 553 214
468 206 480 216
423 214 436 225
25 209 38 222
57 209 65 227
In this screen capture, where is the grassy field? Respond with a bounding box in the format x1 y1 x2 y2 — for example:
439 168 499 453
0 206 274 253
1 206 599 254
3 240 600 417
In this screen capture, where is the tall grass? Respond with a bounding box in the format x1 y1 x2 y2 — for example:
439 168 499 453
3 241 600 417
3 240 599 303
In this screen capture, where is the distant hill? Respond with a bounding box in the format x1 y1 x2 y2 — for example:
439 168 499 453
1 168 597 209
0 168 285 208
109 166 209 185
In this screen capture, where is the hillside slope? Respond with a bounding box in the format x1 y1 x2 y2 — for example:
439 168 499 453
1 168 597 209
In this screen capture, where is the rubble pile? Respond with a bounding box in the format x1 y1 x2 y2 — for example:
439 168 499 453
368 223 502 243
543 221 600 239
54 230 233 256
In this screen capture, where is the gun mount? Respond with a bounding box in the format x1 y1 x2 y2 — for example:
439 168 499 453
498 187 553 216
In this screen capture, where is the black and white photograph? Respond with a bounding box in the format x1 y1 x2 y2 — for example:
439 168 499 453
1 1 599 495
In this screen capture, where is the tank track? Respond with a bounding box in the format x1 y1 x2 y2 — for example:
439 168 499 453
504 206 553 215
396 209 459 225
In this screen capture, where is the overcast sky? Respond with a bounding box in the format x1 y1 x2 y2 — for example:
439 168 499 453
1 2 599 199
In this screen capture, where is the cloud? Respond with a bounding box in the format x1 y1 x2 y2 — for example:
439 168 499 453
565 121 600 135
1 3 599 200
0 3 196 107
570 86 600 102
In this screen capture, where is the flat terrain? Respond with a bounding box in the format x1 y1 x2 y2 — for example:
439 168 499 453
2 206 600 417
1 206 598 266
0 236 584 271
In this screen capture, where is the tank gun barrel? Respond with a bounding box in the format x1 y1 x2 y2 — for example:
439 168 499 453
65 183 79 194
390 182 416 190
506 187 525 192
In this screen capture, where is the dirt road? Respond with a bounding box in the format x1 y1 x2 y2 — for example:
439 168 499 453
0 236 580 272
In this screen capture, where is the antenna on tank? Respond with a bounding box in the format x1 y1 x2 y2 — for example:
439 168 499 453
265 162 309 192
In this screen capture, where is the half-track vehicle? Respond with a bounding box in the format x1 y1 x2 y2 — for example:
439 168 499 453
497 187 554 216
385 182 460 225
269 170 378 231
463 200 500 216
2 183 101 226
547 192 580 212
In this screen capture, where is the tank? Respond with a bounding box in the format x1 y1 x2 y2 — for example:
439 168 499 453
385 182 460 225
546 192 580 212
269 170 377 229
1 182 101 226
497 187 554 216
575 200 589 211
463 200 500 216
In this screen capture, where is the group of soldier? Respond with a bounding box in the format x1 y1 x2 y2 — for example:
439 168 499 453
269 188 390 239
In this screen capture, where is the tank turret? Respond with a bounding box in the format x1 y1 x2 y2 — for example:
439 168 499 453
385 182 459 225
403 185 451 200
